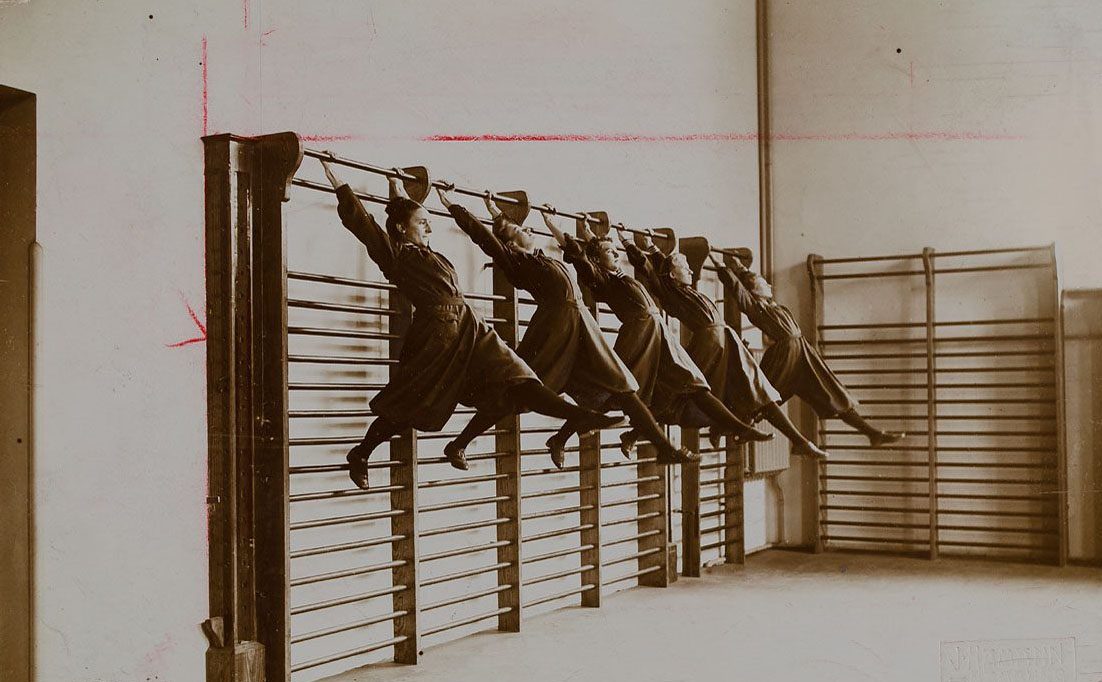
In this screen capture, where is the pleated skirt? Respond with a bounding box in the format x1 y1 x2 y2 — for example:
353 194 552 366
760 336 858 419
685 324 782 420
517 300 639 409
614 311 709 423
371 303 539 431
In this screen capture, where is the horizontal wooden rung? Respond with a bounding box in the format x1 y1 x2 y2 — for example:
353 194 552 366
421 585 514 612
290 584 406 616
420 540 511 563
421 607 514 637
290 611 408 645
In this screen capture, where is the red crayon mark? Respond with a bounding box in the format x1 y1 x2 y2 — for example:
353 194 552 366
423 131 1019 143
243 0 249 29
168 297 207 348
200 37 208 136
261 28 276 46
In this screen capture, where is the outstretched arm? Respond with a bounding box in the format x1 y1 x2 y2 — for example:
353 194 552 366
319 156 396 276
483 191 504 221
540 205 569 247
389 167 409 200
435 183 455 209
709 252 757 314
438 185 519 282
620 227 661 281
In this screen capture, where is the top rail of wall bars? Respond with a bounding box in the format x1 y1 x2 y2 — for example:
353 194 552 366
811 245 1054 281
297 145 741 259
814 245 1052 266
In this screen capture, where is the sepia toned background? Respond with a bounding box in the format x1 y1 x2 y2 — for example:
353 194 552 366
0 1 1099 681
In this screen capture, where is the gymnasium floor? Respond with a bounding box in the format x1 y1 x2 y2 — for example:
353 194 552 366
326 550 1102 682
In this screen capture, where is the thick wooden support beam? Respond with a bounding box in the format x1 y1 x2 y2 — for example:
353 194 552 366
680 437 703 578
492 262 523 631
251 132 301 682
576 216 605 605
637 444 671 587
806 254 826 554
922 248 940 561
386 282 421 663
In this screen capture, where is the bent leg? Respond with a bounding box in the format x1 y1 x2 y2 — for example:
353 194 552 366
837 407 904 446
692 391 773 442
760 403 829 459
347 416 408 489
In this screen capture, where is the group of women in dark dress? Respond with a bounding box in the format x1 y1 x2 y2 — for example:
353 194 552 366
320 157 903 490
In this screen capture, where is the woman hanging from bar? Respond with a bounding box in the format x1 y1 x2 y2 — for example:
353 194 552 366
434 187 695 467
543 217 774 456
320 157 623 488
623 231 829 459
709 251 905 447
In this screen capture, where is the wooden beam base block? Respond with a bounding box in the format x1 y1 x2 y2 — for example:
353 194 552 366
206 641 265 682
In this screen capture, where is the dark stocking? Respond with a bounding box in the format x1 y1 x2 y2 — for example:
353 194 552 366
691 391 771 441
610 392 675 451
346 416 408 489
507 381 599 421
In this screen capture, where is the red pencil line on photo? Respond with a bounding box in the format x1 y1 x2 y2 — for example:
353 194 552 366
243 0 249 29
168 297 208 348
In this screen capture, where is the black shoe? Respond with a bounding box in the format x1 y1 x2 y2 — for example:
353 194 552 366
708 430 724 450
739 426 774 443
619 431 639 459
443 441 470 471
568 411 625 437
869 431 905 447
793 441 830 460
545 433 568 469
346 445 371 490
656 446 701 465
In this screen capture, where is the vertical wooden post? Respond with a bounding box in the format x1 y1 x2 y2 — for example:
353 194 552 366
386 275 421 662
578 430 604 606
720 263 749 565
637 444 671 587
680 434 702 577
0 86 36 682
492 263 523 630
806 254 826 554
676 277 704 577
1050 245 1069 567
388 431 420 663
575 217 604 605
756 0 774 284
922 248 939 560
251 132 301 682
718 260 753 564
723 448 747 564
203 134 267 682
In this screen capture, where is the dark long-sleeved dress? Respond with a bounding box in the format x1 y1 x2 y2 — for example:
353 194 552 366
447 206 638 408
716 263 857 419
561 235 709 424
335 185 539 431
624 242 782 420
